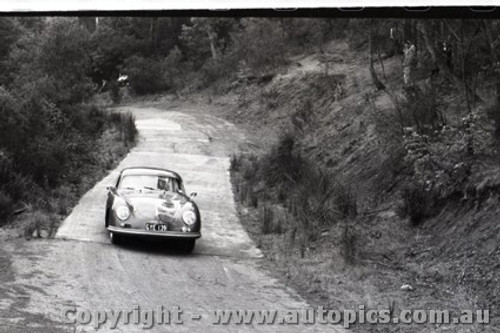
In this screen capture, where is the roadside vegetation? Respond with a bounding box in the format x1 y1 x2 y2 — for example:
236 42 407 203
221 19 500 333
2 15 500 332
0 18 137 236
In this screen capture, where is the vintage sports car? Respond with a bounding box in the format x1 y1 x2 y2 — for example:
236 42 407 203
105 167 201 252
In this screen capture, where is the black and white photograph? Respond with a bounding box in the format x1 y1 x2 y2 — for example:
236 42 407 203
0 8 499 332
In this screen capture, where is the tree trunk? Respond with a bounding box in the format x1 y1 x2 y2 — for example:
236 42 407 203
460 20 472 113
481 19 498 64
369 21 385 91
377 48 387 82
419 21 486 105
207 30 218 60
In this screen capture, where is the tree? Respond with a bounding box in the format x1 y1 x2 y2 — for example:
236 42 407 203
368 20 386 91
7 18 94 105
237 18 288 75
0 18 21 85
180 18 240 66
418 20 486 105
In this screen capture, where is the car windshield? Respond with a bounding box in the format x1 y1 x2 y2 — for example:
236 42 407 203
118 175 180 192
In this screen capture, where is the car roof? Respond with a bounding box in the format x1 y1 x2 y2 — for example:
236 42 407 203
120 167 182 180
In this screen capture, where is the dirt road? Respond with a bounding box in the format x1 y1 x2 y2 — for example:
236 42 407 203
0 106 345 332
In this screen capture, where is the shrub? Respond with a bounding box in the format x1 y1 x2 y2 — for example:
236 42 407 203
334 182 358 219
401 84 445 134
248 189 259 208
486 103 500 139
261 86 280 110
49 185 75 215
9 18 94 105
397 183 438 226
0 154 39 203
261 205 274 234
23 209 57 239
229 153 243 172
261 131 307 188
0 190 13 221
260 205 285 234
197 58 237 92
109 111 138 143
67 104 108 136
341 224 357 265
239 18 289 75
19 136 71 186
162 46 185 91
121 55 166 95
109 80 121 104
0 87 25 152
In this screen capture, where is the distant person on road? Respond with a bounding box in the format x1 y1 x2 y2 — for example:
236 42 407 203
403 40 416 86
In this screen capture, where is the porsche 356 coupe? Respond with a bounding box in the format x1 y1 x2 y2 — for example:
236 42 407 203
105 167 201 252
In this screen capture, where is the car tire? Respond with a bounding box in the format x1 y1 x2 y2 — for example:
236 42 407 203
110 232 122 245
182 239 196 253
105 209 110 228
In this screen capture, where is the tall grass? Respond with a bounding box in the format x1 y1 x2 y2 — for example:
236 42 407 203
232 131 358 249
109 111 138 144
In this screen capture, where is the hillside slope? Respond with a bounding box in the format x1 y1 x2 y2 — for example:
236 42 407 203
200 40 500 332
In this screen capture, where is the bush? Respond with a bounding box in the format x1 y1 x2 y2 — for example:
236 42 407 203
109 111 138 143
229 153 243 172
261 205 274 234
401 84 445 134
23 209 57 239
0 190 13 221
67 104 107 137
109 80 121 104
260 205 285 235
231 133 359 244
0 87 25 152
162 46 187 91
486 102 500 139
9 19 94 105
397 183 438 226
239 18 289 75
261 131 307 188
341 224 357 265
261 86 280 110
121 55 166 95
333 182 358 219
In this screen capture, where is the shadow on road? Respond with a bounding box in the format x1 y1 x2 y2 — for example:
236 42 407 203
112 236 197 257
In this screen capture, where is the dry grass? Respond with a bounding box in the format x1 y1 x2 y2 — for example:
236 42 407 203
22 210 58 239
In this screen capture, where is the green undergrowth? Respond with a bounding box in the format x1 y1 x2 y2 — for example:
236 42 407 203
0 107 138 238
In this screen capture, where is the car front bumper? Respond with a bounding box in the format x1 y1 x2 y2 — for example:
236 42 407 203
107 226 201 239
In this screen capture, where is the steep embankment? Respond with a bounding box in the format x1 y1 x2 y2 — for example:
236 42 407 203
207 39 500 332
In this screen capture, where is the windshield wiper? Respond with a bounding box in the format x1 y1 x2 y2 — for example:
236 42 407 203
143 186 156 190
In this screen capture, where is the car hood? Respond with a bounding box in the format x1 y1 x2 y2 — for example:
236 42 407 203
118 190 192 220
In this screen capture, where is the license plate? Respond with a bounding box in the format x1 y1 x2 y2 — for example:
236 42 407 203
146 223 168 232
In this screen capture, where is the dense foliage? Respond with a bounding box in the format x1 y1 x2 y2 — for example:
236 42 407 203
0 17 137 222
2 15 500 224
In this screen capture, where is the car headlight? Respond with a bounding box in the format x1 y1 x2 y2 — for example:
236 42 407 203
182 211 196 226
116 205 131 221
